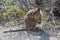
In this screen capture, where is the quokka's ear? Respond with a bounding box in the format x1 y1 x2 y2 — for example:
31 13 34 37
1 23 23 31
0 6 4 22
38 8 40 11
37 7 40 11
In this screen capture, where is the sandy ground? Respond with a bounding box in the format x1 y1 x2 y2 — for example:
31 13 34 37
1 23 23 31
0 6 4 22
0 24 60 40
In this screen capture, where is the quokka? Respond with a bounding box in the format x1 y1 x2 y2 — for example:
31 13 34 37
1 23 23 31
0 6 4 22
24 7 43 30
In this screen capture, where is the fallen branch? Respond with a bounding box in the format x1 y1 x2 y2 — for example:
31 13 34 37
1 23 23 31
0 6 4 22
3 28 44 33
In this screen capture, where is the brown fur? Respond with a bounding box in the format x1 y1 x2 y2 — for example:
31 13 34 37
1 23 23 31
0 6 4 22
24 8 43 30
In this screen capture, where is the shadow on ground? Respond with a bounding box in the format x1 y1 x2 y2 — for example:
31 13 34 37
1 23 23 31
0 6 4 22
26 29 49 40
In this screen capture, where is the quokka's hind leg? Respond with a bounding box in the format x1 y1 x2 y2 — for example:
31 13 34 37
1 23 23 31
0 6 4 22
26 22 36 30
24 18 37 30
